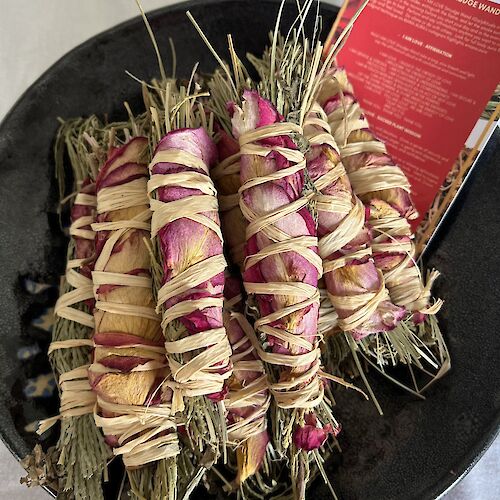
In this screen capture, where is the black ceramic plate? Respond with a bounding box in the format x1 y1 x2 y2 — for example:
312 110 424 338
0 1 498 499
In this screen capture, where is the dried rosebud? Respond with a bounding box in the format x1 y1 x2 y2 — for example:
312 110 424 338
292 413 340 451
96 137 149 190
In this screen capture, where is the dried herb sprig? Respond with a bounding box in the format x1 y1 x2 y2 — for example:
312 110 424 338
217 273 300 498
20 444 60 493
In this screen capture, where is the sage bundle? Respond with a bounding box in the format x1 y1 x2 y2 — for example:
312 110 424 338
304 104 406 338
233 84 340 496
318 70 441 314
209 72 342 369
89 136 179 500
318 69 449 380
37 117 111 500
223 275 271 487
147 83 233 463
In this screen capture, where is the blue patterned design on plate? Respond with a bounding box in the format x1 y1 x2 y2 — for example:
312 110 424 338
31 307 55 333
23 279 53 295
17 345 41 360
24 374 56 399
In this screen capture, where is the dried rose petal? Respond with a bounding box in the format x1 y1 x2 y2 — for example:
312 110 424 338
213 126 247 269
236 431 269 483
292 413 340 452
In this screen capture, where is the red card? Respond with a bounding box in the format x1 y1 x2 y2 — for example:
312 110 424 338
327 0 500 228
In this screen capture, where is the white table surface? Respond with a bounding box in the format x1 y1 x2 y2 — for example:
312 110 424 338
0 1 497 498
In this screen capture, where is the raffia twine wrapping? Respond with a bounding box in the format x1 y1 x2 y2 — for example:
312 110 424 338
321 71 442 315
95 400 179 468
303 104 394 333
38 191 97 434
90 152 179 467
318 286 338 337
238 121 326 411
147 147 232 414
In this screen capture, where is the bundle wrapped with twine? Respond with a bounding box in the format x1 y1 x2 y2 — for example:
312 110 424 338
89 134 179 500
146 81 233 466
36 117 113 500
317 69 449 386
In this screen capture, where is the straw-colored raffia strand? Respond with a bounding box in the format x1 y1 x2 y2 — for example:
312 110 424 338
95 398 179 468
95 178 149 214
347 164 412 197
148 147 232 413
37 365 95 435
92 221 155 318
318 286 338 337
324 82 413 205
211 152 241 182
329 280 388 332
53 191 97 329
52 265 94 328
238 121 323 411
48 339 94 354
373 226 443 314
